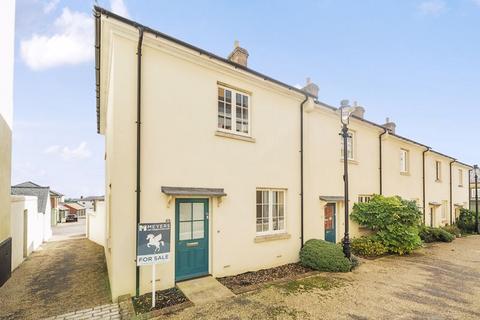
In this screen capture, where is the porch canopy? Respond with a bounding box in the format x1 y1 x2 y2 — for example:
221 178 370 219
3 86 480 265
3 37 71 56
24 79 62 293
319 196 344 202
161 186 227 197
429 202 442 206
161 186 227 207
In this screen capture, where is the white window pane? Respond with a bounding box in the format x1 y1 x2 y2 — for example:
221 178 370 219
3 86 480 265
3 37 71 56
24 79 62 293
192 221 204 239
179 203 191 222
179 222 191 240
193 203 204 220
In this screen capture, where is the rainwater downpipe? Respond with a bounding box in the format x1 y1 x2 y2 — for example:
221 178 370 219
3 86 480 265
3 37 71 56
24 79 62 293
379 129 388 195
422 147 431 225
300 95 309 248
449 160 456 225
135 27 144 297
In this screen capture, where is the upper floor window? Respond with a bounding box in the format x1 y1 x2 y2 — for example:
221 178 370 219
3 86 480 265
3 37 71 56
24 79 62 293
435 161 442 181
256 189 286 235
400 149 409 173
358 195 372 203
341 131 355 160
217 87 250 135
458 169 464 187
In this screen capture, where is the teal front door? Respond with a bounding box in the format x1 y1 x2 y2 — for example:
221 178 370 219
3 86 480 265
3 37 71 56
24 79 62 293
324 203 336 243
175 199 209 281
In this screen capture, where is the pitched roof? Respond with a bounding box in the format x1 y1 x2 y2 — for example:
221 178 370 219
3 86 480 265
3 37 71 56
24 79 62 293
94 6 472 169
50 190 64 197
63 202 85 210
11 182 50 213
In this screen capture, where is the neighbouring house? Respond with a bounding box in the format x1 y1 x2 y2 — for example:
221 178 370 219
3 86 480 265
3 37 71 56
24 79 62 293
70 195 104 214
470 173 479 212
57 203 70 223
0 0 16 287
94 7 472 300
50 190 64 225
63 202 86 218
11 182 53 241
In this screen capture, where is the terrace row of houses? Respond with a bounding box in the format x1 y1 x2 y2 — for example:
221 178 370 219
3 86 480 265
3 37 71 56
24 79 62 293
94 7 473 301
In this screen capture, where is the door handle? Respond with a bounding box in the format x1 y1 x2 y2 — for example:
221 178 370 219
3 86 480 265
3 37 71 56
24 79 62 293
186 242 199 247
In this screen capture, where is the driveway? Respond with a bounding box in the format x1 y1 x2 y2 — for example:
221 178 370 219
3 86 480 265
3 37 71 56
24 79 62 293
0 239 111 320
50 219 86 241
163 236 480 320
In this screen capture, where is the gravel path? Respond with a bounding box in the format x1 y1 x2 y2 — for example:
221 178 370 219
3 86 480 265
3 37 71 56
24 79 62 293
0 239 111 320
161 236 480 320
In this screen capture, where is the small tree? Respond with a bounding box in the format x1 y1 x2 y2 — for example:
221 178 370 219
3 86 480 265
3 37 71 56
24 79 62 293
457 208 476 233
351 195 422 255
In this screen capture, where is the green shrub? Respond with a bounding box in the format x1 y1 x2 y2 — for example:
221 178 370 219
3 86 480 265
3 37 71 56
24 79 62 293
351 236 388 257
419 226 455 243
457 209 476 233
441 225 461 237
351 195 422 255
300 239 352 272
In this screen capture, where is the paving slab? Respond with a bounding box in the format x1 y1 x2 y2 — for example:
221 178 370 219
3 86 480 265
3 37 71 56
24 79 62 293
176 276 235 305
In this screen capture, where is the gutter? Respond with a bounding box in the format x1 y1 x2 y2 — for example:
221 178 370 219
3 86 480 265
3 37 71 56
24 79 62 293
379 129 388 195
135 27 144 297
422 147 431 225
300 96 309 248
449 160 456 225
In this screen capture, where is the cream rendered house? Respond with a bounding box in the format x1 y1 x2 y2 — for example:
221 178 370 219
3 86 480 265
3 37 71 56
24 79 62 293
94 7 471 300
0 0 16 287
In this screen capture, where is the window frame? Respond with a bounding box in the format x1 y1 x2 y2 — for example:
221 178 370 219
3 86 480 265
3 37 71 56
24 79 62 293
217 85 251 137
256 188 287 236
458 169 464 187
358 195 373 203
435 161 442 182
340 130 355 161
400 148 409 174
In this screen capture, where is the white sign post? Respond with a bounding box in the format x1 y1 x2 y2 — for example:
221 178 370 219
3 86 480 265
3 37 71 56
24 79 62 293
136 222 171 309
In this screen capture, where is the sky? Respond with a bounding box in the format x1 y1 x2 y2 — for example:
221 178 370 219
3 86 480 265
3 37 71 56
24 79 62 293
12 0 480 198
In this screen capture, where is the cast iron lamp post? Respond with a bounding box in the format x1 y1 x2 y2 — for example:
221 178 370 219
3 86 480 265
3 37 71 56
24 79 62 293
474 165 479 233
339 100 357 259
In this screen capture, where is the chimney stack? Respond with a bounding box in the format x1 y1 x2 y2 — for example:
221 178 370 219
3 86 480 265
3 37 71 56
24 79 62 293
302 77 319 98
228 40 249 67
383 117 396 134
351 101 365 119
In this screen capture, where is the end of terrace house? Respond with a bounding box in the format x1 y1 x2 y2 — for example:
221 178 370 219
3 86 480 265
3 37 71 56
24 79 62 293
93 6 472 301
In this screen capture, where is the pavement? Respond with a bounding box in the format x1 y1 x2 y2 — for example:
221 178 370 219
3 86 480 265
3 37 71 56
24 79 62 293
0 239 112 320
176 276 235 305
162 235 480 320
50 219 86 242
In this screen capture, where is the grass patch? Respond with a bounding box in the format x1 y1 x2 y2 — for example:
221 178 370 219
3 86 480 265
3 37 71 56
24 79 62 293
275 275 345 295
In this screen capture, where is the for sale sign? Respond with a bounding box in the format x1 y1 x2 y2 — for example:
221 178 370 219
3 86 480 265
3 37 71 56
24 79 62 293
136 222 171 266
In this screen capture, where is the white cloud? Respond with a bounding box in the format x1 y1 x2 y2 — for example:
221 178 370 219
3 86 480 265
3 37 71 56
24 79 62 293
43 0 60 14
418 0 447 15
44 142 91 160
110 0 129 18
20 8 93 70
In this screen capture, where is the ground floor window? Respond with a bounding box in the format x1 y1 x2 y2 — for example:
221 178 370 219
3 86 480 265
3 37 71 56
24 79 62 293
256 189 286 234
358 195 372 203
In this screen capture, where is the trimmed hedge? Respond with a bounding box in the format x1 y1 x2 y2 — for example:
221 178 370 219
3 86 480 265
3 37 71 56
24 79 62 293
441 225 461 238
300 239 352 272
457 209 476 233
351 235 388 257
419 226 455 243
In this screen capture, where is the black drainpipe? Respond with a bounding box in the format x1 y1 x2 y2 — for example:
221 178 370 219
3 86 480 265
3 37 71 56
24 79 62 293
422 147 431 225
135 27 144 297
379 129 388 195
300 95 309 248
449 160 456 225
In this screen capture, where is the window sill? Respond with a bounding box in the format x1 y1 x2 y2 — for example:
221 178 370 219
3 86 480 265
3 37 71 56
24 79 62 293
215 130 256 143
340 158 359 165
400 172 410 176
254 233 291 243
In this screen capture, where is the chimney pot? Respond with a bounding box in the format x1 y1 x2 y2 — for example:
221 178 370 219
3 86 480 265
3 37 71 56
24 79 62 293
228 40 249 67
383 117 396 134
302 77 319 98
352 105 365 119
